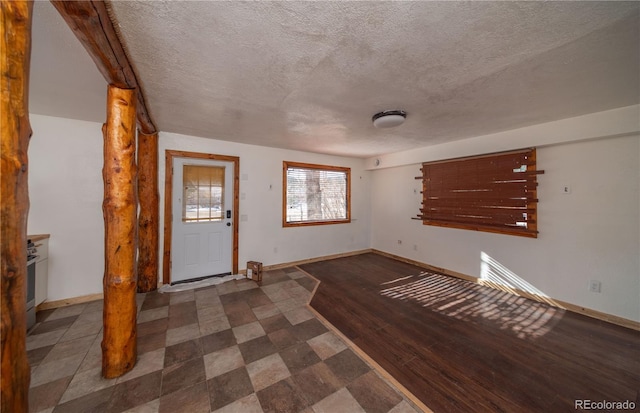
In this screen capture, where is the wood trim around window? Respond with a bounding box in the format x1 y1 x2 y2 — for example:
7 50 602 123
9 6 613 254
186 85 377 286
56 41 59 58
415 148 543 238
282 161 351 227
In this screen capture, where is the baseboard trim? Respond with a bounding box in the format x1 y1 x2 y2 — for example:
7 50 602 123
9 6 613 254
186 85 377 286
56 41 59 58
40 249 637 331
36 293 104 311
41 251 373 310
371 249 640 331
240 249 374 274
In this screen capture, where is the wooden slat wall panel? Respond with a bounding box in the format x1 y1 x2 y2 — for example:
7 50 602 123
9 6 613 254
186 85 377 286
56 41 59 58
417 148 543 237
422 199 538 208
421 207 536 218
421 219 538 236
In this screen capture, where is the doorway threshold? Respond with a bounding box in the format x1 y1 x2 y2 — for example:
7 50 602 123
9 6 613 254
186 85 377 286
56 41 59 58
160 273 244 293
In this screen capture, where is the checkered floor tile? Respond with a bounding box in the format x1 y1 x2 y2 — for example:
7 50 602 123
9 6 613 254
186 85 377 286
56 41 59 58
27 267 421 413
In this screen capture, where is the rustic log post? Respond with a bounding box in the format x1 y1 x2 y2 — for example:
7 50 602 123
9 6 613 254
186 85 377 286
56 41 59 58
1 1 34 412
137 130 159 292
102 85 138 378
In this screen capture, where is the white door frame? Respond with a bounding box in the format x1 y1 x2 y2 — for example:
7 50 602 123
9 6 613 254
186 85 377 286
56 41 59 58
163 150 239 285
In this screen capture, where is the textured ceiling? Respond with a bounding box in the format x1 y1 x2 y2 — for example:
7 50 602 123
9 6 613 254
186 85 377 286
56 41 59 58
29 1 639 158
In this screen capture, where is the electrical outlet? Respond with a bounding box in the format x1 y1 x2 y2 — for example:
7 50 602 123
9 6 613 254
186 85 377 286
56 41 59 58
413 244 418 251
589 280 601 293
273 247 278 254
397 240 402 245
562 185 572 194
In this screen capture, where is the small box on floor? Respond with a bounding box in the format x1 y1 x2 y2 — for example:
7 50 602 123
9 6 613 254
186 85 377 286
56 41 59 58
246 261 263 283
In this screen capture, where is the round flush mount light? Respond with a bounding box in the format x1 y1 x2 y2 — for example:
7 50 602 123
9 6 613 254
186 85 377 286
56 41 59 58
372 110 407 129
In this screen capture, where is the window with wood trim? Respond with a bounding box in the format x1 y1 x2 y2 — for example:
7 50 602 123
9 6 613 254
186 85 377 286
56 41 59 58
283 161 351 227
415 149 543 237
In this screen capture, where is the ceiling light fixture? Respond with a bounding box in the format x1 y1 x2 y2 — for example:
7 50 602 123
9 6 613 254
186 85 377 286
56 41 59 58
372 110 407 129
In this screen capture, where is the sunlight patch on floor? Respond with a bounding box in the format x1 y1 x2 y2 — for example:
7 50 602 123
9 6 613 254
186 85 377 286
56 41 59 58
379 267 563 340
380 273 427 285
480 252 561 308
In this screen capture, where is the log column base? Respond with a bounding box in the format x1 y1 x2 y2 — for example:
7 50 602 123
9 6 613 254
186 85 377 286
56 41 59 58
101 280 137 378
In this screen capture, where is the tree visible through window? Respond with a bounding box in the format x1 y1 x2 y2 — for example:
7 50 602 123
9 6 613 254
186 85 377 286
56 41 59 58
283 161 350 227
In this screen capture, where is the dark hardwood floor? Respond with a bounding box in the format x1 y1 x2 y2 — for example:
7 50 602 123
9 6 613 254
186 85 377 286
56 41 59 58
302 253 640 413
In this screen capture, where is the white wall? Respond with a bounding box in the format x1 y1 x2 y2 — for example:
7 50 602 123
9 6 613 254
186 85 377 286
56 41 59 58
158 131 371 278
28 115 105 301
371 134 640 322
27 114 371 301
365 105 640 170
28 110 639 323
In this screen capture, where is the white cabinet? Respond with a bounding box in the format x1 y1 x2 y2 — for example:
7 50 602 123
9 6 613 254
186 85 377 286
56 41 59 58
34 238 49 306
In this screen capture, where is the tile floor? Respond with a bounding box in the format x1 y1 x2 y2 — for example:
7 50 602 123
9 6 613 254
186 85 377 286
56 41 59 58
27 267 422 413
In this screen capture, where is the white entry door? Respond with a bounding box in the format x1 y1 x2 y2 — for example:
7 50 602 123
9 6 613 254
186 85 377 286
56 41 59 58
171 157 234 283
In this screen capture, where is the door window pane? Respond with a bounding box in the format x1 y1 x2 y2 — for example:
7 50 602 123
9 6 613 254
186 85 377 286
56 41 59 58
183 165 224 222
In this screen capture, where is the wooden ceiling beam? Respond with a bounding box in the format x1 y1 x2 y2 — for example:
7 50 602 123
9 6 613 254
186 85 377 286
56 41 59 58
50 0 157 135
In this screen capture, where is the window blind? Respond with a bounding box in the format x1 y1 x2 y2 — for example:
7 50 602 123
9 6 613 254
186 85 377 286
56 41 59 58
415 149 543 237
183 165 224 188
183 165 224 222
283 161 350 226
